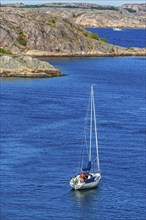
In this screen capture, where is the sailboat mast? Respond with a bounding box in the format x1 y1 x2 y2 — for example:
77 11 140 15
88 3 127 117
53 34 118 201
89 86 93 161
92 86 100 172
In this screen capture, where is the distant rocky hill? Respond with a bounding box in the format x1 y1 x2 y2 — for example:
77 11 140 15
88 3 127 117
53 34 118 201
0 3 24 7
121 4 146 13
44 7 145 28
42 3 146 28
0 7 145 57
1 3 145 28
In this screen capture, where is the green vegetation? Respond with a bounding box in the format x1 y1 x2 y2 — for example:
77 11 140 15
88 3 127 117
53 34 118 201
19 31 26 38
91 33 99 40
50 17 56 24
47 17 57 27
101 36 107 43
90 6 118 11
124 8 136 13
84 32 89 37
127 47 136 52
111 47 115 53
10 4 119 11
0 48 13 55
19 4 49 8
18 38 27 46
18 31 27 46
91 33 108 42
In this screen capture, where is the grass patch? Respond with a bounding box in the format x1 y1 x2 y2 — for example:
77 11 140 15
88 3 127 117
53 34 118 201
18 38 27 46
19 31 26 38
91 33 99 40
46 17 57 27
100 36 107 43
17 31 27 46
50 17 57 24
0 48 13 55
84 32 89 37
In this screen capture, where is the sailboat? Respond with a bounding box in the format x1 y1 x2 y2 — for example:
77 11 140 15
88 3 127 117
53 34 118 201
70 85 101 190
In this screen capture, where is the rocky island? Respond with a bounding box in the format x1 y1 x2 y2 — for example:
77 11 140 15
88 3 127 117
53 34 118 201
0 55 61 78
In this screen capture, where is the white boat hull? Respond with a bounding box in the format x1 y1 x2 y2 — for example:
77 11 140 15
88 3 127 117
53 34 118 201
113 28 122 31
70 172 101 190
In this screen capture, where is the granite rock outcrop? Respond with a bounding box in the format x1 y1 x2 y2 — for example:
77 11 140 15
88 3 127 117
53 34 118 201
2 3 145 28
0 55 61 77
0 7 145 57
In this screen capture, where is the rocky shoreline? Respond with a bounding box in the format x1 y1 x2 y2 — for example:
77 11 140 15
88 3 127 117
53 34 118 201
25 48 146 57
1 48 145 78
0 49 145 78
0 5 145 78
1 7 146 57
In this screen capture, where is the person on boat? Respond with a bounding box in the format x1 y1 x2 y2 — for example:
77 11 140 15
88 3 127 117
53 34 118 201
80 173 88 179
80 173 85 179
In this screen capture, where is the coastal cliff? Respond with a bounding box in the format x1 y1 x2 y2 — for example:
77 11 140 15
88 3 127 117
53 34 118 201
0 7 145 57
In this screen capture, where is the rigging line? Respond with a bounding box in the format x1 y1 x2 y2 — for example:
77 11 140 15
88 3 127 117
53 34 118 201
92 86 100 172
89 85 93 161
84 90 91 157
78 89 91 173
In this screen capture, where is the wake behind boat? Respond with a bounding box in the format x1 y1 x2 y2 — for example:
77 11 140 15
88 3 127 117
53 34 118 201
70 85 101 190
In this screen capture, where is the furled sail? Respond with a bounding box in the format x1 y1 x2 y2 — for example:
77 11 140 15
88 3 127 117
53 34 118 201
82 161 91 171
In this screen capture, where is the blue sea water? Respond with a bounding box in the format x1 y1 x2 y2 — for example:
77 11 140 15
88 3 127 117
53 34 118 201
87 28 146 48
1 30 146 220
1 56 146 220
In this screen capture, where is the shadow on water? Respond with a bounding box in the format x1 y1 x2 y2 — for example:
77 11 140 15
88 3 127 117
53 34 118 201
70 187 101 205
69 187 102 219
